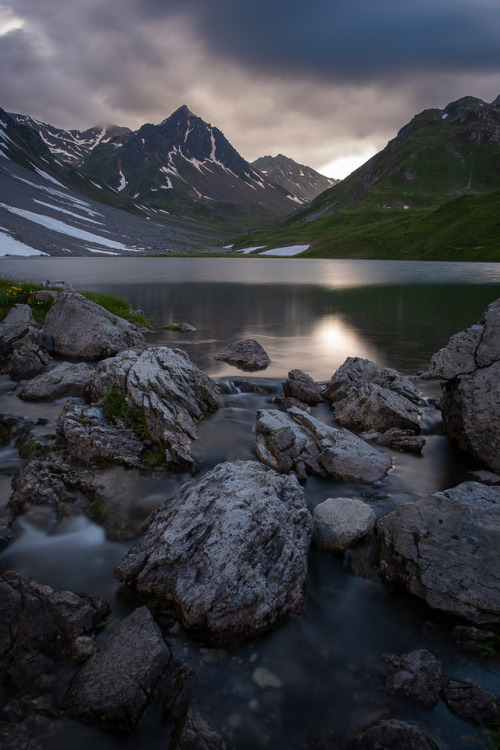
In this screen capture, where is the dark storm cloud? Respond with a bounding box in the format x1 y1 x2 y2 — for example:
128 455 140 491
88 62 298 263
2 0 500 176
137 0 500 79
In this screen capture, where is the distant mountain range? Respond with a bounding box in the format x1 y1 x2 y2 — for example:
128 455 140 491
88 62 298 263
236 95 500 261
8 106 333 226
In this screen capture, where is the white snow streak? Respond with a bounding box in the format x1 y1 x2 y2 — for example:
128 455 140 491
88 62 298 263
0 227 48 256
117 170 127 191
33 167 67 188
33 199 104 224
258 245 310 256
0 203 139 251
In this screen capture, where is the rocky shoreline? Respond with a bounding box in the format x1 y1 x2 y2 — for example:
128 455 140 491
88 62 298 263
0 289 499 748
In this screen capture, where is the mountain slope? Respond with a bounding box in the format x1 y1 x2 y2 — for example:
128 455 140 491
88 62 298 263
80 105 300 226
251 154 337 203
8 113 132 167
233 95 500 260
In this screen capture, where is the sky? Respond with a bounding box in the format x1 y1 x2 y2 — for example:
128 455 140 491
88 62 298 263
1 1 500 179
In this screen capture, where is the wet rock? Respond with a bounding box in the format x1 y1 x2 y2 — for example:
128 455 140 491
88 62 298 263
213 339 271 371
61 606 171 731
324 357 422 437
0 518 16 551
0 722 43 750
43 291 145 359
374 427 426 454
115 460 312 643
0 306 54 380
0 413 40 443
452 625 497 648
9 458 96 520
282 369 324 404
344 718 439 749
0 571 108 669
254 407 392 484
164 322 196 332
383 649 442 709
15 362 95 400
88 346 220 469
58 400 144 467
313 497 376 552
170 706 228 750
424 298 500 472
441 677 500 726
377 481 500 624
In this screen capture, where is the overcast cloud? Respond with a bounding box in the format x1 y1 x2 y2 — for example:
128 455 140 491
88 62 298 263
1 0 500 177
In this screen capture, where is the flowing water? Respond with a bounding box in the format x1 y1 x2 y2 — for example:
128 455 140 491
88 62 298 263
0 257 499 748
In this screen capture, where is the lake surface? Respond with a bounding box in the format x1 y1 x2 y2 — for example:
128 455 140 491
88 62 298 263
0 257 499 749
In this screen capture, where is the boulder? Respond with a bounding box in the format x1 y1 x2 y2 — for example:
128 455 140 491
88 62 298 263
115 460 312 643
440 676 500 726
282 369 324 404
374 427 426 454
58 400 144 467
324 357 422 437
169 707 227 750
377 482 500 624
383 649 442 709
61 606 171 731
213 339 271 371
42 291 145 359
9 458 96 519
0 571 108 669
424 298 500 472
88 347 220 469
0 722 43 750
344 719 439 750
254 407 392 484
0 307 53 379
2 304 36 327
15 362 95 400
312 497 376 552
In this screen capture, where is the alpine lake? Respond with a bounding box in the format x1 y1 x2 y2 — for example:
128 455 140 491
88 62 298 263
0 256 499 749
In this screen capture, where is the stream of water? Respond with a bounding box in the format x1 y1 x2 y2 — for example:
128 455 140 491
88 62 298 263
0 257 499 748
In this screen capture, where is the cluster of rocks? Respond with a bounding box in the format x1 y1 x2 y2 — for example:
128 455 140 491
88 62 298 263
0 290 499 746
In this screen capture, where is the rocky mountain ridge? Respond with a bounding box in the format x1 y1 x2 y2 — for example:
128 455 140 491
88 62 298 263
252 153 337 203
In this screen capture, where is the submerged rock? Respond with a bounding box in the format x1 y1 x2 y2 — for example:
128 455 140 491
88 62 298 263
424 298 500 472
0 571 108 669
254 407 392 483
312 497 376 552
344 718 439 750
43 291 145 359
377 481 500 624
383 649 442 709
324 357 422 440
115 460 312 643
15 362 95 400
213 339 271 371
88 346 220 469
62 606 171 731
440 676 500 727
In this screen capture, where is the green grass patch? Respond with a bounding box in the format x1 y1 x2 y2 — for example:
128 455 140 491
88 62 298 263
102 386 150 441
0 277 151 327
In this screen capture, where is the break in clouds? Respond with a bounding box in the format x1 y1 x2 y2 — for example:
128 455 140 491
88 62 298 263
2 0 500 176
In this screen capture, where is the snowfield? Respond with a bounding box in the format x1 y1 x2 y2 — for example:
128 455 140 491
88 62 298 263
258 244 310 256
0 227 48 256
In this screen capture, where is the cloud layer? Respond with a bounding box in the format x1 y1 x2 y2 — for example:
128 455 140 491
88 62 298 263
2 0 500 177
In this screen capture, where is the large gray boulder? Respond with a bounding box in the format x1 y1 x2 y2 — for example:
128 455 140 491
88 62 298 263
254 407 392 484
424 298 500 471
377 482 500 624
15 361 95 400
115 460 312 643
282 369 324 404
441 676 500 726
0 304 53 380
43 292 145 359
61 606 171 731
324 357 422 436
88 347 220 469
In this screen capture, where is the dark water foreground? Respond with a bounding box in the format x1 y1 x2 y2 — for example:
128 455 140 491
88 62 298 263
0 258 499 748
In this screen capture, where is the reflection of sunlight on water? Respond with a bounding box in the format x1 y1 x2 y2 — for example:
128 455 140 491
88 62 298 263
313 315 380 369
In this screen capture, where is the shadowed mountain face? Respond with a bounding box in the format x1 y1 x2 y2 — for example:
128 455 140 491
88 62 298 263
79 105 300 224
252 154 337 203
